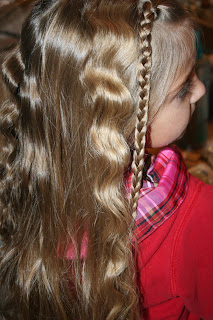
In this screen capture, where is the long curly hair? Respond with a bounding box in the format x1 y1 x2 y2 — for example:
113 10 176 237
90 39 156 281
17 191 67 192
0 0 196 319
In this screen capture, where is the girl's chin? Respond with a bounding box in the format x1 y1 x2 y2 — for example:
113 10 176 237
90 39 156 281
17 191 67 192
175 128 187 141
146 127 188 149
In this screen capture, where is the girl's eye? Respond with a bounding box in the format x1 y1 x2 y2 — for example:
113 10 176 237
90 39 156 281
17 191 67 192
177 79 193 100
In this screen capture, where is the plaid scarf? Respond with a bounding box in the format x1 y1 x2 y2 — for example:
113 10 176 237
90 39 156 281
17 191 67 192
127 145 189 243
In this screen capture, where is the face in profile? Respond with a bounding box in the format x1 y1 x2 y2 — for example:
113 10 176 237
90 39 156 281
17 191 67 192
148 68 206 148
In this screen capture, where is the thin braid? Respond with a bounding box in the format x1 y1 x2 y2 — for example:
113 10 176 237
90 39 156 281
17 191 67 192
130 1 156 219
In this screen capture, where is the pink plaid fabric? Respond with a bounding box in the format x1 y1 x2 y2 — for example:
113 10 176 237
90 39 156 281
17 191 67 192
127 145 189 243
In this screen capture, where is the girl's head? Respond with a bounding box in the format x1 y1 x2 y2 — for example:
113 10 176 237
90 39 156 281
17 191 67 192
0 1 203 319
148 1 206 148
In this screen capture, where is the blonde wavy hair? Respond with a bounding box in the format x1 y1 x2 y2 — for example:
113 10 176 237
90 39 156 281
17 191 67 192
0 0 196 319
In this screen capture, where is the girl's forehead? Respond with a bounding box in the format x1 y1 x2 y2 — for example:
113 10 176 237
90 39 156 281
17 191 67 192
167 39 197 90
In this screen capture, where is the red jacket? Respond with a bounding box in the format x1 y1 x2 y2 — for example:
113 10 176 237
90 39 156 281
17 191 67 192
137 174 213 319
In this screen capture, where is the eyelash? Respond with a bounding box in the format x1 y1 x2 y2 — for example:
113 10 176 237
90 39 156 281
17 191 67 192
177 79 194 100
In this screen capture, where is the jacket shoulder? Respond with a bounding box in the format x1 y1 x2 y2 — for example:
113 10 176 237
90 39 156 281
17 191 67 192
137 174 213 318
172 174 213 320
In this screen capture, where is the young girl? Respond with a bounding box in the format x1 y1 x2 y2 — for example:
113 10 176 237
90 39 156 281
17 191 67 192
0 0 212 319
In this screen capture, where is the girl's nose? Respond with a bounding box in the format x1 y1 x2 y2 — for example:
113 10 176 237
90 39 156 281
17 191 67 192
190 78 206 104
